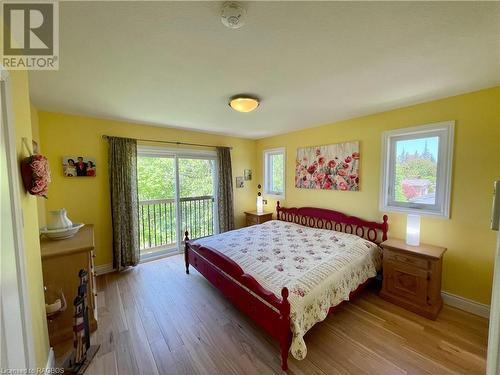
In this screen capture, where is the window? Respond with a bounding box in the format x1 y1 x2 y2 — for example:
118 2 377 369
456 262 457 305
380 121 454 217
264 147 285 197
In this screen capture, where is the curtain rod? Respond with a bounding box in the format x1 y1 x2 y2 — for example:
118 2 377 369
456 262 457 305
101 135 233 150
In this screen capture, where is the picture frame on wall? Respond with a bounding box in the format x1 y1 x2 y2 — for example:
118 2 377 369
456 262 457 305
244 169 252 180
295 141 360 191
236 176 244 188
63 156 96 177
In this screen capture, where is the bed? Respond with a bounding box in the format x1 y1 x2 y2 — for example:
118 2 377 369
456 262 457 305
184 202 388 370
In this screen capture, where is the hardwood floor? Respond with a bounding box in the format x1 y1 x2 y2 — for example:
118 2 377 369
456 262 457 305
54 254 488 374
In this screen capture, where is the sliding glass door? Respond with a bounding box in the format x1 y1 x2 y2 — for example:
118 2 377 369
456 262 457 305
137 154 177 256
179 157 218 240
137 147 218 259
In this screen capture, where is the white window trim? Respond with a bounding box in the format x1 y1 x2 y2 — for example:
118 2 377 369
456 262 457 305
263 147 286 199
379 121 455 218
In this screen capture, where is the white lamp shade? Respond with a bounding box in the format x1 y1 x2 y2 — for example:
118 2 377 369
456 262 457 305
406 214 421 246
256 196 264 213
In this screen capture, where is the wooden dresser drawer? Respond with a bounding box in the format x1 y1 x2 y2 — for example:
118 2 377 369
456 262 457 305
245 211 273 227
384 261 429 305
385 250 429 270
246 215 259 226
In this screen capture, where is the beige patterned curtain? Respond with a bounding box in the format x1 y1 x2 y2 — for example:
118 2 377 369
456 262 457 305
108 136 140 270
216 147 235 232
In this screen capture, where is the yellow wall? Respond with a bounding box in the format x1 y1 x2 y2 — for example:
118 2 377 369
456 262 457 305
38 112 257 267
9 70 50 367
256 86 500 305
38 86 499 305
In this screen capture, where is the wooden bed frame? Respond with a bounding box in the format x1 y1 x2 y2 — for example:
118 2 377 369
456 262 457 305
184 202 388 370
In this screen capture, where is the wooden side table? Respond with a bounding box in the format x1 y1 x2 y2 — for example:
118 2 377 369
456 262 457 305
379 238 446 320
40 224 98 344
244 211 273 227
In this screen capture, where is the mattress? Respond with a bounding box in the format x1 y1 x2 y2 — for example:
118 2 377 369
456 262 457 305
192 219 382 360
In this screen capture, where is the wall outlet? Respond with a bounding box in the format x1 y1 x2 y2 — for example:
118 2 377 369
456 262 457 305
263 199 268 205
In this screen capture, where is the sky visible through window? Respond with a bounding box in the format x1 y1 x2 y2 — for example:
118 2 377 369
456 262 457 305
396 137 439 160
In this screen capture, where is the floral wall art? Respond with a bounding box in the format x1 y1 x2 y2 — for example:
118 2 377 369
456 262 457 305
295 141 360 191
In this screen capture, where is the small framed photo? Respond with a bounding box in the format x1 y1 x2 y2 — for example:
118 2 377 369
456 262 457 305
63 156 96 177
244 169 252 181
236 176 244 188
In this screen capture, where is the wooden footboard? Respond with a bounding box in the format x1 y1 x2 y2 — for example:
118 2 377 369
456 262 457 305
184 231 292 370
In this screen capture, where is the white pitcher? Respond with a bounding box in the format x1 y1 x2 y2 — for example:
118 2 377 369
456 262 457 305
47 209 73 230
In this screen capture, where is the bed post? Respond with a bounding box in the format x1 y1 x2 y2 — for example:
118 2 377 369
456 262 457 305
382 215 389 242
279 287 292 371
276 201 281 220
184 230 190 274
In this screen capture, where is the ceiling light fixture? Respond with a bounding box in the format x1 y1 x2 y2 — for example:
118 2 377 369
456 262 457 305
221 2 246 29
229 95 260 113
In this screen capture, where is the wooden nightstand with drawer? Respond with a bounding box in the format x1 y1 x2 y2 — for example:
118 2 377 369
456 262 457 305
380 238 446 320
245 211 273 226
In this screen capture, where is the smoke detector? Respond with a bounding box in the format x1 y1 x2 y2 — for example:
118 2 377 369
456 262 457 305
221 2 246 29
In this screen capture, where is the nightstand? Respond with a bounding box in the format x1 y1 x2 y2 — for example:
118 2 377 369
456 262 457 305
379 238 446 320
245 211 273 226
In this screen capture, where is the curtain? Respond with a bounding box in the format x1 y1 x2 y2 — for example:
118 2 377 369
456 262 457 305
108 136 140 270
216 147 235 233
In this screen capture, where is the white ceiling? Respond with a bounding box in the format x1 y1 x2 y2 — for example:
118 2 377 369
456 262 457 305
29 1 500 139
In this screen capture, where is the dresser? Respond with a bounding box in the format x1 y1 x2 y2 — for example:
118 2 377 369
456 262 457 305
244 211 273 226
40 224 98 344
380 238 446 320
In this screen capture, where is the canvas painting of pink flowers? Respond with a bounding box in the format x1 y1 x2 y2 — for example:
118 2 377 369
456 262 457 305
295 141 360 191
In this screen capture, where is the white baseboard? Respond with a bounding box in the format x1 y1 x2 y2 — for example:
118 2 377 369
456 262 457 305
94 263 115 276
45 347 55 373
442 291 490 318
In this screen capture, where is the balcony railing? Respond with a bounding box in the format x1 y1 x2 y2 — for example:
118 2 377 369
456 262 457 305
139 195 215 252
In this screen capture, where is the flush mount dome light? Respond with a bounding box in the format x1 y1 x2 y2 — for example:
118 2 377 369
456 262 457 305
229 96 260 113
221 2 246 29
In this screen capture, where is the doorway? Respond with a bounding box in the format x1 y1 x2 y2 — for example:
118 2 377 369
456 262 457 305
137 146 218 260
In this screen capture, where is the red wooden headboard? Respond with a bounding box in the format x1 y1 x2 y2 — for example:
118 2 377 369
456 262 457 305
276 201 388 244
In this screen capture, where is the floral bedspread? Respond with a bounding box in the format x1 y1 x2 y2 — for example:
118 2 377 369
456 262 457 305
192 220 382 360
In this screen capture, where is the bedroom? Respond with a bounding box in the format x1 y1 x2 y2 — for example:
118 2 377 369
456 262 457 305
1 1 499 374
